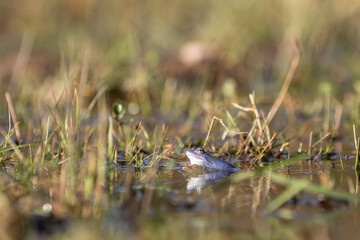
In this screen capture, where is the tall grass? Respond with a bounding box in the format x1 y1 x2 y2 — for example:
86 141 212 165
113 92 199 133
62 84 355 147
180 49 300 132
0 0 360 239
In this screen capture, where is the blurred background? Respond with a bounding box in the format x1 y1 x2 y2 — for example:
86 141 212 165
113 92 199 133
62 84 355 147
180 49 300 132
1 0 360 130
1 2 360 239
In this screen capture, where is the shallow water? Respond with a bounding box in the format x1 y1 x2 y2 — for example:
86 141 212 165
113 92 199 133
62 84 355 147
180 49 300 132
107 152 360 239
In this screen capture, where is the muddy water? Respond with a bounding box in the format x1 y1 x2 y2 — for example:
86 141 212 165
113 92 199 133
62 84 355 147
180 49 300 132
111 154 360 239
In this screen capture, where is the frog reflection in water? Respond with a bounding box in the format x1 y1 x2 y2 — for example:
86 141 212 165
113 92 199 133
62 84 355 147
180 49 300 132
185 147 239 191
186 147 239 172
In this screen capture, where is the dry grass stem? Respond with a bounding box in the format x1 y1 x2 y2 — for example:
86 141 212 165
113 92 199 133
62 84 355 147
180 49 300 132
308 131 313 154
203 116 247 148
10 31 34 85
312 133 331 148
353 124 358 152
266 42 301 125
0 128 25 161
5 92 21 144
254 133 277 163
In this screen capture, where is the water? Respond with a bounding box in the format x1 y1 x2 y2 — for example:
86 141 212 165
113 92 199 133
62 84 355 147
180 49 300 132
108 152 360 239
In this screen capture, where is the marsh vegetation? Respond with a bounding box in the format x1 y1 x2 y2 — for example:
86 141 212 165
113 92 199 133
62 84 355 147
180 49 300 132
1 0 360 239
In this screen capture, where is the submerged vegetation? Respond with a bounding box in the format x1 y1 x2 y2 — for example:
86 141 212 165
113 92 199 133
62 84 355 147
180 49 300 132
1 0 360 239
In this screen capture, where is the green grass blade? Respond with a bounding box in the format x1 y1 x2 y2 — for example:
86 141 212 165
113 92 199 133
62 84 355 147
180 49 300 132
268 172 360 202
265 180 308 213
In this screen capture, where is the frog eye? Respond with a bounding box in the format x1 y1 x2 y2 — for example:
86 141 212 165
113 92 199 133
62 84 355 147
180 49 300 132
196 147 204 153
